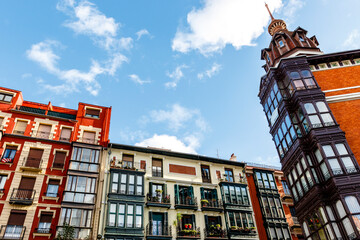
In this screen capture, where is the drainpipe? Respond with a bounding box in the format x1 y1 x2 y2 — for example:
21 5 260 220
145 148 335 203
98 144 112 239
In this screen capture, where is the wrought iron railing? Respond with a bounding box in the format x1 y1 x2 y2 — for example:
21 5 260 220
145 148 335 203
177 227 200 238
204 227 227 238
15 106 46 115
200 199 223 208
176 197 198 206
22 157 42 169
111 161 145 172
0 225 26 239
77 137 97 144
47 110 76 120
147 194 171 204
32 131 53 139
152 169 162 177
9 188 36 204
34 227 51 234
15 106 76 120
146 224 172 236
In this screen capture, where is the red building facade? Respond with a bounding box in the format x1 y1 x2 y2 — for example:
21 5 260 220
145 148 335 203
0 87 111 239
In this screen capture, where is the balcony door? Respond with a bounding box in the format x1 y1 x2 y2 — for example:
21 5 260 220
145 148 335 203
5 210 26 238
152 158 162 177
152 213 164 235
18 177 35 199
26 148 43 168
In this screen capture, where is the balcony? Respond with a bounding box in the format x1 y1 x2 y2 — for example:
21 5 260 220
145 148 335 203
218 176 247 184
177 227 201 239
20 157 42 172
204 227 227 239
146 194 171 208
175 197 198 210
152 169 162 177
32 131 53 140
77 137 97 145
9 188 35 205
34 227 51 234
110 161 145 172
15 105 46 115
200 199 223 212
228 227 257 238
0 225 26 240
146 224 172 239
14 106 76 120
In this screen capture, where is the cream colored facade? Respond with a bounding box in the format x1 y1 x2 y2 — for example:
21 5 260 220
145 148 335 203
98 144 259 240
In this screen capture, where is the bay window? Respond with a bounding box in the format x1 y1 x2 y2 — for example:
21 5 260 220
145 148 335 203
110 172 143 196
107 203 142 229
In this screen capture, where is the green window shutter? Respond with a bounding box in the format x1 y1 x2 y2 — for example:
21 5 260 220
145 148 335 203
200 187 204 199
212 189 218 200
204 215 209 229
191 214 196 228
175 184 179 204
149 211 153 232
164 212 168 228
164 183 167 196
189 186 194 204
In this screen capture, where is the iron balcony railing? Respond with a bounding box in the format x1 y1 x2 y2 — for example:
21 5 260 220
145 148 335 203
44 191 59 198
200 199 223 209
9 188 36 205
204 227 227 238
176 197 198 206
0 225 26 240
77 137 97 144
34 227 51 234
177 227 201 238
152 168 162 177
22 157 42 169
15 106 46 115
32 131 53 140
15 106 76 120
146 224 172 237
47 110 76 120
147 193 171 204
111 161 145 172
218 176 247 184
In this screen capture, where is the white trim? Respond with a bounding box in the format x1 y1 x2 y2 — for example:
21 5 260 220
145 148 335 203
323 85 360 93
326 92 360 103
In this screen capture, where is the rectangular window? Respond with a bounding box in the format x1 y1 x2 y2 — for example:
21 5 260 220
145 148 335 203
59 208 92 228
108 203 116 227
60 127 72 141
5 210 26 238
282 180 291 195
110 172 143 196
127 205 134 228
46 179 60 197
53 151 66 169
18 177 35 199
122 154 134 169
70 147 99 172
85 108 100 118
152 158 162 177
36 124 51 139
13 120 27 135
0 93 13 102
64 176 96 203
82 131 96 144
224 168 234 182
201 165 211 183
25 148 43 168
38 212 53 233
1 146 17 164
0 175 7 190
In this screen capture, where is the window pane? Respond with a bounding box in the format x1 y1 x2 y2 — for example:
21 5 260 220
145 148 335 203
323 145 335 157
326 206 335 221
336 143 348 155
342 157 355 172
336 200 347 218
290 72 300 79
309 115 322 127
316 102 328 112
342 217 355 236
127 205 134 214
305 103 316 114
328 159 342 175
320 163 329 180
314 149 322 162
321 113 333 125
345 196 360 213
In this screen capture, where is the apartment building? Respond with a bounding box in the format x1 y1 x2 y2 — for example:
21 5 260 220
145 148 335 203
0 86 111 240
98 144 259 240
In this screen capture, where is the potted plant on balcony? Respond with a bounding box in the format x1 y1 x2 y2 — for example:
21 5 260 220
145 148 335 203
155 189 163 203
230 226 238 231
201 199 209 207
250 227 256 233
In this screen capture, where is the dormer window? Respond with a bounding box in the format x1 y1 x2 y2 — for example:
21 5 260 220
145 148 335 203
0 92 13 103
278 40 285 48
267 54 271 63
299 36 305 42
85 108 100 118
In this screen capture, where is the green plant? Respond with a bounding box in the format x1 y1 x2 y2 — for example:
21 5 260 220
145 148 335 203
231 225 237 230
155 189 163 193
216 224 221 228
201 199 209 205
55 223 75 240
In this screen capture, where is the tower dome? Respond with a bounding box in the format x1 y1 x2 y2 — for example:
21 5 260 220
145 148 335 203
265 3 287 36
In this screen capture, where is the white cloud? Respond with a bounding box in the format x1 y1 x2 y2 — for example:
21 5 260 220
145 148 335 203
27 40 127 95
21 73 32 79
172 0 282 55
135 134 198 154
136 29 150 40
165 64 187 89
252 155 280 167
57 0 133 51
197 62 221 80
149 103 208 132
119 128 148 143
129 74 151 85
343 29 360 50
282 0 305 20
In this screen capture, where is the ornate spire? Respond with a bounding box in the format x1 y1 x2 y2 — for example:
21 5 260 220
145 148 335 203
265 3 287 36
265 3 274 21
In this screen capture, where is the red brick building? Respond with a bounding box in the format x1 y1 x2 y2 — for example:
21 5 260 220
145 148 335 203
0 87 111 239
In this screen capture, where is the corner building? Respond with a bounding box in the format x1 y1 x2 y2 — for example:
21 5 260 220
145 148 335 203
259 9 360 240
0 86 111 240
98 145 259 240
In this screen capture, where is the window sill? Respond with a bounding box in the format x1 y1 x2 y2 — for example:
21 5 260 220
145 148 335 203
84 115 100 119
20 166 42 172
0 162 13 167
33 232 52 239
50 167 65 172
42 196 59 202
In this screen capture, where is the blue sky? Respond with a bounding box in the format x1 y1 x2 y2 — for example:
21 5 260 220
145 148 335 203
0 0 359 166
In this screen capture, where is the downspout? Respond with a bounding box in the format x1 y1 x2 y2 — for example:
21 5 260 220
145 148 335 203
98 143 112 239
